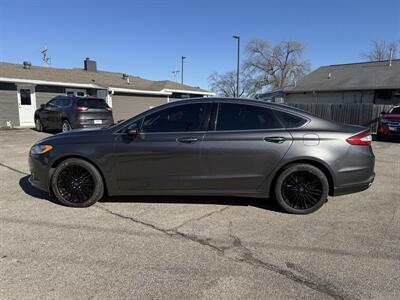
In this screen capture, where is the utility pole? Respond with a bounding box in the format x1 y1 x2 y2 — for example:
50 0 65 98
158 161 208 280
232 36 240 97
181 56 186 84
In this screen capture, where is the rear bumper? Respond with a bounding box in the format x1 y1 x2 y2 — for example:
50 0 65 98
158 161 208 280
332 172 375 196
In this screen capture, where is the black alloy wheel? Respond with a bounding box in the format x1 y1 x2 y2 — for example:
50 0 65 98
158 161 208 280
274 163 329 214
52 158 104 207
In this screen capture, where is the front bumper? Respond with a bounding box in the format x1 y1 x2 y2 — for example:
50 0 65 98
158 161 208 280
333 172 375 196
29 154 51 193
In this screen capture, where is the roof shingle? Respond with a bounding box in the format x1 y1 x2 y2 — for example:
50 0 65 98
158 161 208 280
0 62 210 94
285 59 400 93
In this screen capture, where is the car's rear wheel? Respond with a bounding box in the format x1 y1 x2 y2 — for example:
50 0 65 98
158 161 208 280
35 118 44 132
61 120 72 132
51 158 104 207
274 163 329 214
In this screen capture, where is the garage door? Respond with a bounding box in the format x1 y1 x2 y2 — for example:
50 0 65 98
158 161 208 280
111 94 168 122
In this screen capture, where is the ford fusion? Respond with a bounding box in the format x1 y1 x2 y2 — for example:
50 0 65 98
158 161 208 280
29 98 375 214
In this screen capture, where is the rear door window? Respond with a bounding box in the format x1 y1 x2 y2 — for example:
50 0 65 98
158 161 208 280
215 103 281 131
77 98 108 109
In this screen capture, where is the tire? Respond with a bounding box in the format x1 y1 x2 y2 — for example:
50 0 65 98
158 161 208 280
61 120 72 132
273 163 329 214
35 118 44 132
51 158 104 207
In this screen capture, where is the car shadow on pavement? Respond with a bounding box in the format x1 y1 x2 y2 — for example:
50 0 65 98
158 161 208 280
372 133 400 143
104 195 282 212
19 175 282 212
19 175 57 204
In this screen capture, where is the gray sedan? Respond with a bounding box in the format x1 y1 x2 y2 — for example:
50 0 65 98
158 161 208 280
29 98 375 214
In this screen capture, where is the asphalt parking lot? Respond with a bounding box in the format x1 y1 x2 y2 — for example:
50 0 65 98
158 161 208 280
0 129 399 300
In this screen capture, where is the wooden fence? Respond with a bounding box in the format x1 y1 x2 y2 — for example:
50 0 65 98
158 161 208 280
286 103 393 132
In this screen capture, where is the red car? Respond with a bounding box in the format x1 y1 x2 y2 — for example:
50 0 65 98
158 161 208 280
377 105 400 139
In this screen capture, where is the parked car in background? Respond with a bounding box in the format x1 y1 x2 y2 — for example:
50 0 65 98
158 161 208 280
377 105 400 140
29 98 375 214
34 96 114 132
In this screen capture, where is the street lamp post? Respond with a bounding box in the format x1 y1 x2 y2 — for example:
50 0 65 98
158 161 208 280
181 56 186 84
232 35 240 97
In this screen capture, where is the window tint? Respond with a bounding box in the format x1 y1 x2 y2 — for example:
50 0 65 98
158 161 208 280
216 103 280 131
53 98 70 107
389 107 400 115
77 98 108 109
142 103 207 133
274 110 307 128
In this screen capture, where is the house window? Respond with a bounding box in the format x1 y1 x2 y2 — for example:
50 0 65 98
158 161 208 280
20 89 31 105
66 88 86 97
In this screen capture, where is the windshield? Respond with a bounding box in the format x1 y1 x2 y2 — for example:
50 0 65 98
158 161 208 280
389 107 400 115
77 98 109 109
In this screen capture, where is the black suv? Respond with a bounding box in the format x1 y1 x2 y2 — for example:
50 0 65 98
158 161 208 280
34 96 114 132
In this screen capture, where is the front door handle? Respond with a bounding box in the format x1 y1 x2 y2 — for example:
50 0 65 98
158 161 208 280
176 137 199 143
264 136 286 144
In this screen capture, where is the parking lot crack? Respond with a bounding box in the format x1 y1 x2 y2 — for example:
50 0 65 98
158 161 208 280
96 204 357 300
0 162 28 175
168 206 229 231
226 226 357 300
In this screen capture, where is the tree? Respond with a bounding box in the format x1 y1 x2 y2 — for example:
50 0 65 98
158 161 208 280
208 69 258 98
362 40 398 61
244 39 310 90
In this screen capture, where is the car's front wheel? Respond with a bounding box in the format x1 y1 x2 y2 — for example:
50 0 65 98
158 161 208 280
51 158 104 207
274 163 329 214
61 120 72 132
35 118 44 132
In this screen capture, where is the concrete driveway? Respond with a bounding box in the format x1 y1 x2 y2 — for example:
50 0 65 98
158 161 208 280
1 129 399 299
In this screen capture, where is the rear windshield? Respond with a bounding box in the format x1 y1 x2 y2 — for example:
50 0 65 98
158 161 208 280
77 98 108 108
389 107 400 115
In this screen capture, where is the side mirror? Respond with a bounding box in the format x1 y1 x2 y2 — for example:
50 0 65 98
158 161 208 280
127 128 138 139
126 124 139 140
380 111 386 115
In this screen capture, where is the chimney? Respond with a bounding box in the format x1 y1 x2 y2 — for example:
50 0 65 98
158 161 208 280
84 57 97 72
23 61 32 70
389 47 393 67
122 73 130 84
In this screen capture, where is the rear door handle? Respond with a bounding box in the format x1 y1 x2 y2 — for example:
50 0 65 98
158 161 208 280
264 136 286 144
176 137 199 143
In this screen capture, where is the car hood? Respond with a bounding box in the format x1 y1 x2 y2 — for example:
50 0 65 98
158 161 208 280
36 127 110 145
383 114 400 121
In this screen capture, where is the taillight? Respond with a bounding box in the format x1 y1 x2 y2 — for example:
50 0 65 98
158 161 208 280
347 131 372 146
106 107 112 112
75 106 88 112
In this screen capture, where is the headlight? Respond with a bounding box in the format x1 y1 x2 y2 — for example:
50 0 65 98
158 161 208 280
30 144 53 155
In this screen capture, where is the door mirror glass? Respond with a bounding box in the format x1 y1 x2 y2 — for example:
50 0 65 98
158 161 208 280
126 123 140 139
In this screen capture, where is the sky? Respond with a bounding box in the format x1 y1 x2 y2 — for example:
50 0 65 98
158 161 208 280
0 0 399 90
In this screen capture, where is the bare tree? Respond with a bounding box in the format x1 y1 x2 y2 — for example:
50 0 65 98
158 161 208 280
362 40 398 61
244 39 310 90
208 69 258 98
